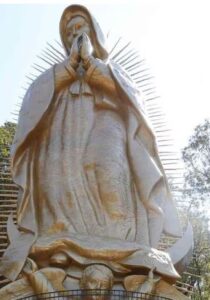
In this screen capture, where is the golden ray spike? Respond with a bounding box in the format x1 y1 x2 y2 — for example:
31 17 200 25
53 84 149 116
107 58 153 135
25 75 34 82
125 63 143 74
159 152 177 155
119 53 139 66
125 64 141 73
117 51 138 65
157 139 174 143
45 47 64 62
21 86 28 91
133 72 152 81
161 158 180 161
147 110 163 115
114 47 134 61
148 112 165 118
155 130 172 134
163 163 181 167
54 39 64 48
48 41 66 58
130 70 148 77
42 50 61 63
42 52 59 64
136 76 154 84
14 103 21 108
10 112 19 116
150 118 167 124
136 73 152 81
125 60 145 71
33 63 47 72
38 54 57 66
156 137 173 141
28 73 38 79
37 55 54 67
111 42 131 60
145 91 157 96
146 104 161 109
109 37 122 56
145 96 160 102
138 83 154 89
153 122 168 126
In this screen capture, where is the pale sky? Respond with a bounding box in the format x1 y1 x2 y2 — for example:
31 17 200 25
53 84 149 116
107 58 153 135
1 0 210 151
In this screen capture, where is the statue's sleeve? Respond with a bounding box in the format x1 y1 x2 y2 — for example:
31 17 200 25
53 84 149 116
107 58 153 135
54 59 77 92
85 58 119 97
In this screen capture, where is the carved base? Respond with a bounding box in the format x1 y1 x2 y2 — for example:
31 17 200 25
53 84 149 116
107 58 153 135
0 265 189 300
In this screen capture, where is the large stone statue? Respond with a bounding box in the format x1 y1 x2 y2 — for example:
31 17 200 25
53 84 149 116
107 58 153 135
0 5 191 299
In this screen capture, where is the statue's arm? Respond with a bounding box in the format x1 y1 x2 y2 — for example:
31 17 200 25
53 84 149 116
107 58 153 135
54 59 77 92
85 58 118 97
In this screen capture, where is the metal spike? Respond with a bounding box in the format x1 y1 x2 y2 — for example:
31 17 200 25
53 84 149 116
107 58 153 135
28 73 38 79
134 73 152 82
137 83 154 89
143 87 156 92
149 115 166 120
37 55 55 66
125 63 143 74
33 63 47 72
14 103 21 108
157 138 174 143
118 51 138 65
42 50 61 63
54 39 64 49
145 91 157 97
136 76 154 84
120 53 140 66
42 52 58 64
45 47 64 62
159 150 177 155
146 96 160 102
148 113 165 118
49 42 66 58
115 49 136 64
125 60 145 72
111 42 131 60
146 105 162 111
160 157 179 160
147 111 163 116
130 70 148 77
156 137 173 142
21 86 27 91
109 37 122 56
25 75 34 82
156 127 172 131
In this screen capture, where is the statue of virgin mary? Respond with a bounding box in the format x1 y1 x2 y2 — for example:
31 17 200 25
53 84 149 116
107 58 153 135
0 5 183 286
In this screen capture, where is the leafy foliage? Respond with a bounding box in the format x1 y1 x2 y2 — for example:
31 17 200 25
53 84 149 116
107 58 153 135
182 119 210 206
181 119 210 299
0 122 16 158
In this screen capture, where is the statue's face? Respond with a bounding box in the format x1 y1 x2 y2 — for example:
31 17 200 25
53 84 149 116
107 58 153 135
66 16 90 48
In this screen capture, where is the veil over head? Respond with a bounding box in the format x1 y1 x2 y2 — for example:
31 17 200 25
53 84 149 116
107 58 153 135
60 4 109 60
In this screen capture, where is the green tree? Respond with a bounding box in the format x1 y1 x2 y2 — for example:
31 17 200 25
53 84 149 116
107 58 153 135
182 119 210 208
181 119 210 299
0 122 16 158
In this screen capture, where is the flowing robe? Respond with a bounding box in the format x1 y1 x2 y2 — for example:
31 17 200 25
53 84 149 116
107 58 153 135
0 58 181 281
